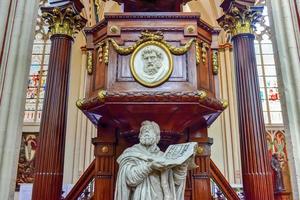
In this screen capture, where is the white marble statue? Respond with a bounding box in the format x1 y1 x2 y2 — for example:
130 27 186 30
115 121 196 200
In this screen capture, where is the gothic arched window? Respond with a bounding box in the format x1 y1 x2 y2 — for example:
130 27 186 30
255 0 283 125
23 0 50 123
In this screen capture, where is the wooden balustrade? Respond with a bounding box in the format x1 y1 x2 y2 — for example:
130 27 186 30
210 160 240 200
64 160 96 200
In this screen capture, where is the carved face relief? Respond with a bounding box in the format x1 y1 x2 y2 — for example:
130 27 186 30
142 48 163 76
130 41 173 87
139 127 157 146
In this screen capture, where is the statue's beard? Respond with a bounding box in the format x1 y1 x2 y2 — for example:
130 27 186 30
140 135 156 146
143 62 161 76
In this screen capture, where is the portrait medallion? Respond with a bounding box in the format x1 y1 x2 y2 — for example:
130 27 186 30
130 41 173 87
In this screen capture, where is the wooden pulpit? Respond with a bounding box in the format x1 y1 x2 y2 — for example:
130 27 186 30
77 3 226 199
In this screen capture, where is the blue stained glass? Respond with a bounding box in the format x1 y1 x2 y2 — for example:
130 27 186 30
260 88 266 100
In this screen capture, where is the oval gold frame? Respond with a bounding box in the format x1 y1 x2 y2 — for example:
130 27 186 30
130 40 173 87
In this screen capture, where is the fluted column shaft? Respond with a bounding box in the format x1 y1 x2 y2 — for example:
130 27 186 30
31 3 86 199
218 3 275 199
232 33 274 199
32 35 72 200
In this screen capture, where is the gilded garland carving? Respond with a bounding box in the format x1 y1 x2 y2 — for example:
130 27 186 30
104 40 109 64
96 40 109 65
97 42 104 63
212 50 219 75
201 42 209 64
108 31 195 56
87 51 93 75
217 5 263 37
42 7 86 37
195 41 201 65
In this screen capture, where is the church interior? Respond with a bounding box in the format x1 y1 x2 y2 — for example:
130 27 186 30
0 0 300 199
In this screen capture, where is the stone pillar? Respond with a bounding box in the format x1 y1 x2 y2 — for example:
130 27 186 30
210 42 242 184
268 0 300 198
0 0 38 198
63 45 97 184
218 2 274 200
31 2 86 199
92 127 116 200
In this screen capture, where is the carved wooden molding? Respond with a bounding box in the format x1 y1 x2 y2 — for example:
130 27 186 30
108 31 195 56
76 90 228 111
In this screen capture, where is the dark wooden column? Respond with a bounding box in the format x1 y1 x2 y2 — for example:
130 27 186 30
32 2 86 200
189 127 213 200
218 2 274 200
92 127 117 200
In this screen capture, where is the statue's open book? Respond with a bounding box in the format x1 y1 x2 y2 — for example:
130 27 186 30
163 142 198 168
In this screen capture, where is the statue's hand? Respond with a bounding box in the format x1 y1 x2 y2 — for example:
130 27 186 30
150 159 166 171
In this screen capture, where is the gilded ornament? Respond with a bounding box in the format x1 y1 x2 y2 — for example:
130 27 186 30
186 25 195 33
76 99 85 108
42 7 86 38
109 31 195 56
212 50 219 75
104 40 109 64
98 44 103 63
98 90 107 102
197 146 204 155
201 42 209 64
195 41 200 65
87 51 93 75
197 90 208 100
217 5 263 37
220 99 228 109
101 146 109 153
109 25 119 34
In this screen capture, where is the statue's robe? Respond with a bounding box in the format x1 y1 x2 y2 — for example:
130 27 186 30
115 144 187 200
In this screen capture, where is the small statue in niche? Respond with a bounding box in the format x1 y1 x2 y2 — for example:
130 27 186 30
271 153 285 192
114 121 197 200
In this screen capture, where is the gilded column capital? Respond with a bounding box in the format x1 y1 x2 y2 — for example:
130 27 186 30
217 3 263 37
41 6 87 38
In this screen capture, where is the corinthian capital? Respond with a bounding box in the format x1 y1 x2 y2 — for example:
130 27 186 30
41 5 87 38
217 2 263 37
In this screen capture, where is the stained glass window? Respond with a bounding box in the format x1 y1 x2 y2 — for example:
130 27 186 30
24 0 50 123
255 0 283 124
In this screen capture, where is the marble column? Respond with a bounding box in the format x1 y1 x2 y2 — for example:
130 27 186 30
31 2 86 199
209 43 242 185
63 44 97 184
0 0 38 199
268 0 300 198
218 2 274 199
